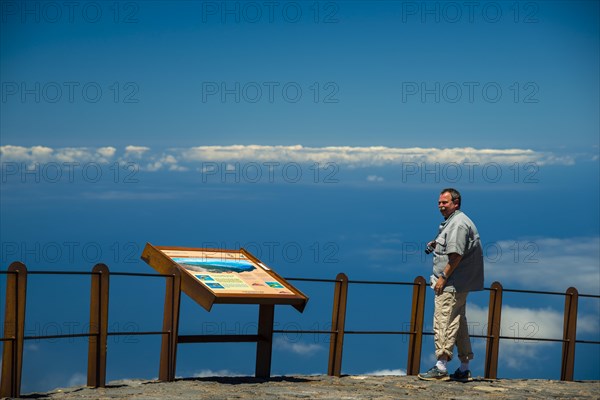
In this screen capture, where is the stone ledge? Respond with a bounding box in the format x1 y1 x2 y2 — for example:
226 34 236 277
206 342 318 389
14 375 600 400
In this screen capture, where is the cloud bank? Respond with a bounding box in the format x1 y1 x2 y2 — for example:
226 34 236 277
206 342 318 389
273 336 324 356
0 145 117 164
0 144 578 172
486 237 600 295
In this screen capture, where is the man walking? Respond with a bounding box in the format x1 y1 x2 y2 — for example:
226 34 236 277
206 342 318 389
418 188 484 382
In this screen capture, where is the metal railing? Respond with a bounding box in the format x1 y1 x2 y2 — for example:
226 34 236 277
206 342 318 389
1 264 598 398
0 262 182 398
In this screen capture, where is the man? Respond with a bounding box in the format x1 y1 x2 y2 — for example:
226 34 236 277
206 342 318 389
418 188 484 382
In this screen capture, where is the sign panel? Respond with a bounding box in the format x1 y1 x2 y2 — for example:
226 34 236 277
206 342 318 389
141 243 308 312
161 248 295 296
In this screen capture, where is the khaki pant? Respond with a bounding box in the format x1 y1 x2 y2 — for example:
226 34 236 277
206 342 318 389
434 291 474 362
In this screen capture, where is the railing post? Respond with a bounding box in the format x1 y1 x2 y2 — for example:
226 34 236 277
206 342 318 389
561 287 578 381
159 267 181 381
0 262 28 399
484 281 503 379
327 273 348 377
87 264 110 388
406 276 426 375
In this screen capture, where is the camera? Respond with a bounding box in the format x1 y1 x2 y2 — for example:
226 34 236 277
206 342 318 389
425 240 436 254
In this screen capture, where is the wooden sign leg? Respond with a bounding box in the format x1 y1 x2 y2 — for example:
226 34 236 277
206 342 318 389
255 304 275 379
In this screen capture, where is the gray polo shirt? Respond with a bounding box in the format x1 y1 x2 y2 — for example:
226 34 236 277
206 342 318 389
433 210 484 293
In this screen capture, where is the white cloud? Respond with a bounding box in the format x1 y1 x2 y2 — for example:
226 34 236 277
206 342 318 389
25 343 40 352
124 145 151 158
273 336 324 356
144 154 187 172
272 372 322 377
0 145 54 163
163 155 178 164
145 161 163 172
97 146 117 159
0 145 115 164
168 164 189 172
67 372 86 387
367 175 384 182
192 369 243 377
54 148 90 163
363 368 407 376
485 237 600 295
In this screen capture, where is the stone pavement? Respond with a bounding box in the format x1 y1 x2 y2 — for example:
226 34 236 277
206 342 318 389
12 375 600 400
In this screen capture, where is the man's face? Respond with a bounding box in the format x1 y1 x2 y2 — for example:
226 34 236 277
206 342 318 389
438 192 458 219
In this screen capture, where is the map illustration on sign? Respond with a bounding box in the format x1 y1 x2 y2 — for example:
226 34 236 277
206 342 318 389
172 258 256 273
162 249 295 296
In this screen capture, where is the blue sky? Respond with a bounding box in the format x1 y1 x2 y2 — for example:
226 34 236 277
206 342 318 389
1 0 599 393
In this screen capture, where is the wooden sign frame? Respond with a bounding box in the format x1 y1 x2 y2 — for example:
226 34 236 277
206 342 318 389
141 243 309 379
141 243 308 312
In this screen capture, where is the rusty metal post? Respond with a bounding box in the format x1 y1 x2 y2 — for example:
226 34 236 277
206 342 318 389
255 304 275 379
159 267 181 381
561 287 578 381
484 281 503 379
407 276 426 375
0 262 28 399
87 264 110 388
327 273 348 377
